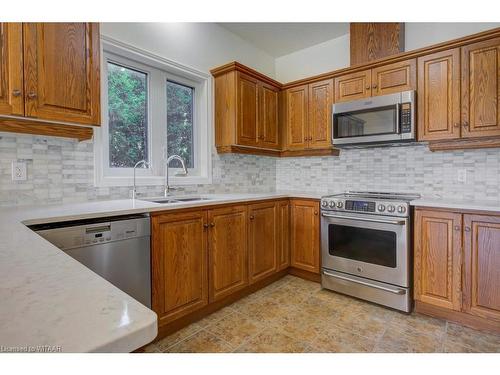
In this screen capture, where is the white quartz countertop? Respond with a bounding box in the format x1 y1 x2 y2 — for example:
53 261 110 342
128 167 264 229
411 197 500 213
0 191 320 353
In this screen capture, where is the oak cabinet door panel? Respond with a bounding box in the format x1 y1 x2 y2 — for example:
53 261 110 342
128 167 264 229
372 59 416 96
285 85 309 150
417 49 461 141
0 23 24 116
208 206 248 302
463 214 500 322
290 199 320 273
278 200 291 271
23 23 100 125
259 83 280 149
237 72 259 146
334 70 371 103
414 209 462 311
308 79 333 149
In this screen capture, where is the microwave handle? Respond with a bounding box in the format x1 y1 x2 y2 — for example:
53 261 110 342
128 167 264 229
396 103 401 134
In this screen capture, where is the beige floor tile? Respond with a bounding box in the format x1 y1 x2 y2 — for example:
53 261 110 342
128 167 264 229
196 306 235 328
310 326 376 353
444 323 500 353
374 326 442 353
442 340 481 353
271 308 333 344
205 311 265 347
389 312 446 338
281 276 322 294
333 309 388 340
142 343 161 353
166 330 233 353
156 323 203 352
235 328 309 353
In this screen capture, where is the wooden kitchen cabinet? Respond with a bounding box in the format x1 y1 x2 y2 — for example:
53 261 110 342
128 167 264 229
290 199 320 274
237 73 259 147
414 209 463 311
23 23 100 125
277 200 291 270
0 23 24 116
152 210 208 326
258 82 280 149
208 205 248 302
334 69 371 103
308 79 334 149
463 214 500 322
285 84 309 150
248 201 278 284
371 59 416 96
417 49 461 141
461 38 500 139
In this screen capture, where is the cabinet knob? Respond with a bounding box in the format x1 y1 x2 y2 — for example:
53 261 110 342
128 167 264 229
463 121 469 129
309 136 313 141
454 123 460 128
365 85 371 90
210 222 215 227
203 223 209 229
372 84 378 89
454 225 461 231
304 137 308 141
249 215 255 220
27 92 37 99
314 211 318 215
464 226 471 232
12 89 21 97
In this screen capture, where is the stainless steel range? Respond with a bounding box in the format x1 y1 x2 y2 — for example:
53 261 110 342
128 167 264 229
320 191 420 312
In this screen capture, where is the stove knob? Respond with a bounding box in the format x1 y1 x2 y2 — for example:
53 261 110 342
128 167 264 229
329 201 336 208
378 204 386 212
387 205 396 213
336 201 343 208
321 201 328 208
397 205 407 214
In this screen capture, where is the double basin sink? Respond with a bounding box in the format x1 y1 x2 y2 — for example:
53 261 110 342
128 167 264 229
140 196 214 205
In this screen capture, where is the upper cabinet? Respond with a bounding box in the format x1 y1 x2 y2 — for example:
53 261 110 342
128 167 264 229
284 79 334 151
334 59 416 103
212 63 282 156
461 38 500 138
0 23 24 116
0 22 99 141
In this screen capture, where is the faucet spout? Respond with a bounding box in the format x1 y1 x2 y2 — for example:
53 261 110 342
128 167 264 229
132 160 150 200
164 155 188 197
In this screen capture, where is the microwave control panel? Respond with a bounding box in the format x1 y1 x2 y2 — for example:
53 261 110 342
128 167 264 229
400 103 412 133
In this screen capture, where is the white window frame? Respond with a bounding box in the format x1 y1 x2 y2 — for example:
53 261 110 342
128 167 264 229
94 36 212 188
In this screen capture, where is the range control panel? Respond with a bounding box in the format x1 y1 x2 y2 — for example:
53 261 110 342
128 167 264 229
321 197 410 218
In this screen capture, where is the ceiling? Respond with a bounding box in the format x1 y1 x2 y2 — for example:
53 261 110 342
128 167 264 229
219 23 349 57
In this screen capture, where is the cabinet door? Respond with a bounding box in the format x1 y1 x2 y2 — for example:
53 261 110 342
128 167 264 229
290 199 320 274
208 205 248 303
308 79 333 149
285 85 309 150
414 209 462 311
248 201 278 283
417 49 461 141
334 69 371 103
151 210 208 326
461 38 500 138
0 23 24 116
278 200 291 271
463 214 500 322
23 23 100 125
237 72 259 146
258 83 280 149
372 59 416 96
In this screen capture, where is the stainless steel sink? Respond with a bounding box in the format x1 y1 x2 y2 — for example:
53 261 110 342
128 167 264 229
140 196 214 204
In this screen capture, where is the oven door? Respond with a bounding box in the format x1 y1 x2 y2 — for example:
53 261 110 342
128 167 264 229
321 211 410 287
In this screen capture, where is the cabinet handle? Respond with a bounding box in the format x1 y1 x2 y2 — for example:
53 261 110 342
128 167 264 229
372 84 378 89
249 215 255 220
314 211 318 215
27 92 37 99
309 136 313 141
304 137 308 141
12 89 21 97
210 222 215 227
464 226 471 232
365 85 371 90
203 223 209 229
454 225 461 231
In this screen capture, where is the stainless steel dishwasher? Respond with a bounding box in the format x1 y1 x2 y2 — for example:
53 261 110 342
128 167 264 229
31 214 151 308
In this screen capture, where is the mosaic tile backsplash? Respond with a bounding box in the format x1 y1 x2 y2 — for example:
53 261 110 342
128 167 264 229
2 132 500 206
276 144 500 201
0 133 276 206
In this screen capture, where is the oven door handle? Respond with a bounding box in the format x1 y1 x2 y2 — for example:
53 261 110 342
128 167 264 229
322 270 406 295
321 213 406 225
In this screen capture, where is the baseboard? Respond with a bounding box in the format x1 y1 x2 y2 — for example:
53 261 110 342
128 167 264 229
415 301 500 334
288 267 321 283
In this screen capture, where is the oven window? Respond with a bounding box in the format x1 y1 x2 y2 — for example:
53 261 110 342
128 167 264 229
328 224 397 267
334 105 397 138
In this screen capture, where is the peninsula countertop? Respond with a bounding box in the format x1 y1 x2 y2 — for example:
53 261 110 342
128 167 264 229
0 191 321 353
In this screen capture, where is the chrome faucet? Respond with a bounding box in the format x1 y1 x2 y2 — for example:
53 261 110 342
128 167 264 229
132 160 150 200
164 155 188 197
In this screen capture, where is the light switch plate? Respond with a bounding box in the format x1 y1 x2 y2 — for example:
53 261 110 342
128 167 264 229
12 161 27 181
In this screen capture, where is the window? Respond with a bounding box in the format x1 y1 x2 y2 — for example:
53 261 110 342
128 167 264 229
95 38 211 187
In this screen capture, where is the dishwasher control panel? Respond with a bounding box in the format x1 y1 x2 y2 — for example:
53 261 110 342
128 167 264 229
32 214 150 251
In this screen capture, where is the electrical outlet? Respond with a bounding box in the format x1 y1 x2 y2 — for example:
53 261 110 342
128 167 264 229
457 169 467 184
11 161 27 181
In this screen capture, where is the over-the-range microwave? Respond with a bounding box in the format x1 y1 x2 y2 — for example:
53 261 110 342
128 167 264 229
332 90 415 147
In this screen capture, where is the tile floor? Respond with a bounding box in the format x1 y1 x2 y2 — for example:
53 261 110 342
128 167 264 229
144 275 500 353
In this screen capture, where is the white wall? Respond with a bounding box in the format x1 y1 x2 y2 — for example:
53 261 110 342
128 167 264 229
275 22 500 83
100 23 276 78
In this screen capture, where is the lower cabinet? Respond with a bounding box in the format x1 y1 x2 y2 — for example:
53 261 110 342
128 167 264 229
208 205 248 303
277 200 291 270
248 201 278 284
414 208 500 328
151 210 209 326
290 199 320 274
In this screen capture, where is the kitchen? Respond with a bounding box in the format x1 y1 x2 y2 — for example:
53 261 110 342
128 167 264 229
1 0 500 373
